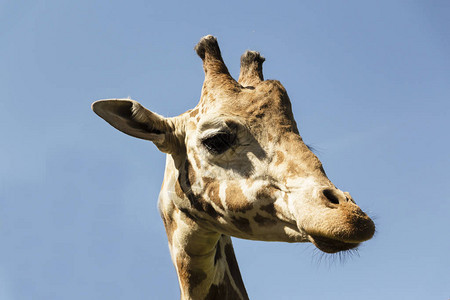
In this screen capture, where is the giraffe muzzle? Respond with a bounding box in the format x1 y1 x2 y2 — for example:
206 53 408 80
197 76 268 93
294 188 375 253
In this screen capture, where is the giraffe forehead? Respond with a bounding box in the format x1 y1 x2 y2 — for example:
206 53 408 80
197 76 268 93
191 80 296 129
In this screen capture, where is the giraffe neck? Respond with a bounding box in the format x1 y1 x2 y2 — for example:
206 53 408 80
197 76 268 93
159 156 249 300
167 214 248 299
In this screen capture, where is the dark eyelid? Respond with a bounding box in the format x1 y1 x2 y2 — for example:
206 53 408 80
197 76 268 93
201 131 237 155
201 130 232 141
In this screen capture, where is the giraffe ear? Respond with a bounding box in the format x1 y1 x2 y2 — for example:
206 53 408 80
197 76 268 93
92 99 180 154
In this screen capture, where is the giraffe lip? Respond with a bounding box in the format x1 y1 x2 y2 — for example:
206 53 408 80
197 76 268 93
308 235 360 253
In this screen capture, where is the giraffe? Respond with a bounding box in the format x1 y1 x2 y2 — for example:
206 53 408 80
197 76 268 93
92 35 375 300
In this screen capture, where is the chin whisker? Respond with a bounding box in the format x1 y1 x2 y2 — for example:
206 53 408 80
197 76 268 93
308 245 360 267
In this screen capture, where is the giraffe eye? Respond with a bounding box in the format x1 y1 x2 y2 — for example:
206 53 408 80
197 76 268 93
202 132 236 155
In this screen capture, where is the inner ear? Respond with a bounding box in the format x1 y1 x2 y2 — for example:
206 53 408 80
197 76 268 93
108 101 163 134
92 99 168 141
117 101 164 134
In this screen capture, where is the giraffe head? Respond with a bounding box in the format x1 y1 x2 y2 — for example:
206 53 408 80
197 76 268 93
92 35 375 254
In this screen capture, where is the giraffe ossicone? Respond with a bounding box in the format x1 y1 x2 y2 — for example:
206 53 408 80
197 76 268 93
92 35 375 300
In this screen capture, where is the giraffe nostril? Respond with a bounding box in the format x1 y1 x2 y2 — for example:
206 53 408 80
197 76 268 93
322 188 341 205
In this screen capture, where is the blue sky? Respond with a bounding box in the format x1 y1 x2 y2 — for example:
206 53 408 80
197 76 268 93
1 1 449 299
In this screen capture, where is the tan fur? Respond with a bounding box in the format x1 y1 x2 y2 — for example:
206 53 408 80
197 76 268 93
275 150 285 166
225 183 253 212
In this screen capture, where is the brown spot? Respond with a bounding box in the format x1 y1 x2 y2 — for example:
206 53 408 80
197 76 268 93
225 183 253 212
176 253 207 294
176 254 190 291
193 152 201 169
254 213 277 226
204 177 224 209
231 217 252 233
268 133 273 142
204 273 242 300
256 186 276 200
189 108 199 118
175 180 184 198
275 150 285 166
287 160 306 177
161 212 177 242
188 190 222 219
189 269 207 292
204 92 217 104
187 160 196 184
187 120 196 131
202 176 214 185
260 203 276 217
206 199 222 218
194 195 221 219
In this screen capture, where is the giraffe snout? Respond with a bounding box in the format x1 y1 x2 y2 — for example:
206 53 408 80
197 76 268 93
295 186 375 252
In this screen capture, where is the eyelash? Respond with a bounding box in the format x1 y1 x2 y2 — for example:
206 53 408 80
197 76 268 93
201 132 237 155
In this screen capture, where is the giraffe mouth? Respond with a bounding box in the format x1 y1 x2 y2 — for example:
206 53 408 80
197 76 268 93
308 235 360 253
